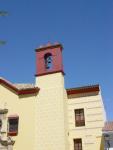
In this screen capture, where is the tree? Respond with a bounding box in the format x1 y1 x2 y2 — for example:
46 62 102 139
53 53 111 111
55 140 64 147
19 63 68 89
0 10 8 16
0 10 8 45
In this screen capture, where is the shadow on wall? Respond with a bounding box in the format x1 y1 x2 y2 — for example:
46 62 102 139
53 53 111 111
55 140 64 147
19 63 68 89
100 136 104 150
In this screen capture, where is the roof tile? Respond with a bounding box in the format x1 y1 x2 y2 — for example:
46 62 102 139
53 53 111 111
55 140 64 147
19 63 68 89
103 122 113 131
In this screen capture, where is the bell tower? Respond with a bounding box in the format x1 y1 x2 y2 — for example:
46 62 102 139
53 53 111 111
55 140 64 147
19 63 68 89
35 43 64 76
35 43 68 150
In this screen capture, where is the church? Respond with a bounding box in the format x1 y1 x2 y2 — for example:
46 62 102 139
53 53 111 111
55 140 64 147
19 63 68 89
0 43 108 150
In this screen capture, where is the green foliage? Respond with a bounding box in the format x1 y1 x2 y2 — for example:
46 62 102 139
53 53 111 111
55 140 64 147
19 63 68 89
0 40 6 45
0 10 8 45
0 11 8 16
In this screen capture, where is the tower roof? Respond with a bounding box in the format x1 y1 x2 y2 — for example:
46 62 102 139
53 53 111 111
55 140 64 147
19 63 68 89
35 43 63 52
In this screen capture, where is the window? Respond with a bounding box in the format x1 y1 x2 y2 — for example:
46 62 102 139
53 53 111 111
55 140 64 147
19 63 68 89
75 109 85 127
8 115 19 136
0 119 2 130
74 139 82 150
44 53 52 70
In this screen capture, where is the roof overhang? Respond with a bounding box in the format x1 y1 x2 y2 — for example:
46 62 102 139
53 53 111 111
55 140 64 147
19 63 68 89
66 84 100 95
0 78 39 95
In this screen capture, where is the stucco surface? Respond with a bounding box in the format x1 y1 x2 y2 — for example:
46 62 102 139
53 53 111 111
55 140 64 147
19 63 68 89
67 92 105 150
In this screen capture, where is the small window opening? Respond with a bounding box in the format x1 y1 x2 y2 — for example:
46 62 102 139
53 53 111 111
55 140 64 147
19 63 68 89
8 116 19 136
44 53 52 70
0 119 2 130
75 109 85 127
74 139 82 150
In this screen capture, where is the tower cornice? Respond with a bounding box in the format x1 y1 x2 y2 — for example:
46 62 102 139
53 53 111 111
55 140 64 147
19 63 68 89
35 43 63 52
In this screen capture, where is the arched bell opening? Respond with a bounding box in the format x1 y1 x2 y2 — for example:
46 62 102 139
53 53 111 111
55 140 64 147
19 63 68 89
44 53 53 70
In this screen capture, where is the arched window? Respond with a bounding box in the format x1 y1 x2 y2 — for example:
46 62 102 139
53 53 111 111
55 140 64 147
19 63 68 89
44 53 52 70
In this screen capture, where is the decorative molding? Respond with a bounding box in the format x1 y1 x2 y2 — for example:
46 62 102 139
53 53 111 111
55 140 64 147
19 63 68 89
35 70 65 77
68 100 100 105
84 142 94 145
35 43 63 52
0 109 8 114
85 135 92 137
86 106 102 109
87 119 103 122
69 126 103 131
87 113 102 116
0 139 15 146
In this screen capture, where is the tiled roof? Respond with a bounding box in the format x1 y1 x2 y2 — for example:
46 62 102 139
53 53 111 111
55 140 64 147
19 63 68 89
66 84 100 95
102 122 113 132
0 77 39 95
14 83 35 90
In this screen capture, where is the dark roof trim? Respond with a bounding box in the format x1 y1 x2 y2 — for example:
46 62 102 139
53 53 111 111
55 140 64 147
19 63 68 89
66 84 100 95
0 78 39 95
35 70 65 77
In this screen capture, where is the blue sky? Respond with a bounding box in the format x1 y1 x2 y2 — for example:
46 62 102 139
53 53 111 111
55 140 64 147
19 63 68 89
0 0 113 121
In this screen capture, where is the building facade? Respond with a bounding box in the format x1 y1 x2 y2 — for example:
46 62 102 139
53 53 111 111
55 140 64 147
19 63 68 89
0 43 106 150
103 122 113 150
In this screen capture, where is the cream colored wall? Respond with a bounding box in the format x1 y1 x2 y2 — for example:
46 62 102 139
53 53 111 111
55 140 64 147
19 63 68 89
0 75 105 150
35 72 68 150
0 72 69 150
0 84 37 150
67 91 105 150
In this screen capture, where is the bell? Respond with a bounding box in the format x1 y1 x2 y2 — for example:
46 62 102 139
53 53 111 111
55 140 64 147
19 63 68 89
47 57 51 62
48 60 51 63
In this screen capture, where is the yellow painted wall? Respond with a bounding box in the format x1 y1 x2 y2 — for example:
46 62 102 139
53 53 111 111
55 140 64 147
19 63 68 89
0 83 37 150
35 72 68 150
0 73 105 150
67 91 105 150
